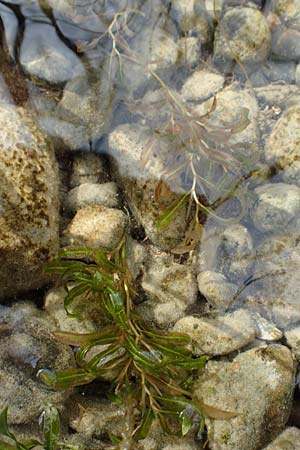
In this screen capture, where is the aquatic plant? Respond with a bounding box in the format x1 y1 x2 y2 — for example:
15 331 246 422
38 238 210 448
0 405 63 450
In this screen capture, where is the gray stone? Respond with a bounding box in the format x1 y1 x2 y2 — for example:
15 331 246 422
70 152 108 187
180 70 224 102
251 183 300 234
63 205 127 250
138 248 198 328
194 345 296 450
0 303 74 424
263 427 300 450
173 309 255 356
250 61 296 87
214 8 270 68
271 24 300 61
265 106 300 183
0 104 59 299
65 182 119 212
20 21 84 85
285 327 300 360
44 286 107 334
108 124 187 250
197 270 238 310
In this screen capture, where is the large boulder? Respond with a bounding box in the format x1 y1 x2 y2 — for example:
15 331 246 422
0 104 60 299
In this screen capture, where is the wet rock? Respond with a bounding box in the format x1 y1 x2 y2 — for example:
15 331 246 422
180 69 224 102
265 106 300 184
254 85 300 110
65 182 119 212
285 327 300 360
0 303 74 424
178 37 202 67
20 22 84 85
44 286 107 334
197 270 238 310
214 8 270 68
0 103 59 299
252 312 283 342
70 152 108 187
63 205 127 249
274 1 300 30
108 124 187 250
216 224 255 283
138 248 198 328
125 237 148 280
68 395 125 437
251 183 300 234
263 427 300 450
271 25 300 61
247 235 300 329
0 3 19 60
173 309 255 356
193 345 296 450
250 61 296 87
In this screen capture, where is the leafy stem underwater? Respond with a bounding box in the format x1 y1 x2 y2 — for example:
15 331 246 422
37 236 209 448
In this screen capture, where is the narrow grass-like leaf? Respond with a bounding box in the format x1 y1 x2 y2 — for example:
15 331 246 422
156 193 189 230
0 407 15 441
38 368 95 389
41 405 60 450
53 326 118 346
166 356 206 370
134 408 154 440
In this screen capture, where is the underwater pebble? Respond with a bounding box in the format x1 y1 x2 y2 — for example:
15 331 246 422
0 303 74 424
20 21 84 85
197 270 238 310
271 25 300 61
252 312 283 341
285 327 300 360
65 182 119 212
250 61 296 87
70 152 108 187
263 427 300 450
173 309 255 356
140 259 198 328
251 183 300 234
180 69 224 102
63 205 127 250
214 7 270 68
194 345 296 450
265 105 300 181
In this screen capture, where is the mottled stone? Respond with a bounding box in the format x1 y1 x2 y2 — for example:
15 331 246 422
180 70 224 102
173 309 255 356
63 205 127 250
194 345 296 450
263 427 300 450
0 104 59 298
197 270 238 310
65 182 119 212
0 303 74 424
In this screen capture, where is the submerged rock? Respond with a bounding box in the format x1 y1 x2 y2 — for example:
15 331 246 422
108 124 187 250
263 427 300 450
70 152 108 188
0 303 74 424
0 103 59 299
251 183 300 234
197 270 238 310
173 309 255 356
193 345 296 450
65 182 119 212
63 205 127 249
214 7 270 69
20 22 84 85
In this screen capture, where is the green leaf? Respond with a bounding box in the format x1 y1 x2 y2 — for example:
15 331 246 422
156 193 189 230
64 283 90 317
0 442 16 450
20 440 42 449
134 408 154 440
180 412 192 436
0 407 16 441
167 356 206 370
41 405 60 450
38 368 96 389
108 433 122 445
53 326 118 346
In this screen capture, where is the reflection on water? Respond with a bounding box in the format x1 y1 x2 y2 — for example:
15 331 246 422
2 0 300 446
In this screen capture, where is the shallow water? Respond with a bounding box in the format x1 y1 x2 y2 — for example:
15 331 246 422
1 0 300 448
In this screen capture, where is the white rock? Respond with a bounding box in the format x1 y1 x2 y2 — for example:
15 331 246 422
197 270 238 310
65 182 118 212
181 70 224 102
173 309 255 356
63 205 127 249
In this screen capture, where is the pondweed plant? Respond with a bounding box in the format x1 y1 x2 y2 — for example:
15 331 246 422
0 405 67 450
36 238 215 448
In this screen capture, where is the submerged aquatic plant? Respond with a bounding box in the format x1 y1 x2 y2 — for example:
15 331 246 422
0 405 63 450
36 238 213 448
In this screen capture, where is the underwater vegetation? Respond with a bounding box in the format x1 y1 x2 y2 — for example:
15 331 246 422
37 238 210 448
